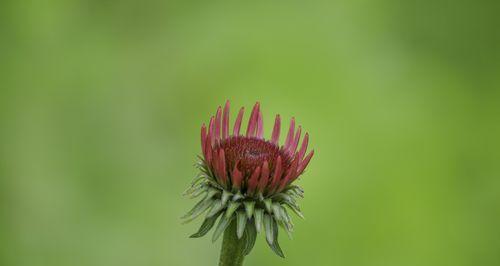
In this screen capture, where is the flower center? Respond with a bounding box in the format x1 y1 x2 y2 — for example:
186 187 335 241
218 136 290 177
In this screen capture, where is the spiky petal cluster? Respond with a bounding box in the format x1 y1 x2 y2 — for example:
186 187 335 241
183 101 314 257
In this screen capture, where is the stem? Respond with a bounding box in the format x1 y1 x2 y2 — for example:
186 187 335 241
219 219 246 266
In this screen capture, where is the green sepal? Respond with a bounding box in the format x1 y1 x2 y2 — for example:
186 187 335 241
183 182 205 197
264 199 272 213
182 197 213 222
278 220 293 239
232 192 244 201
190 172 206 187
206 199 226 218
236 211 247 239
206 179 223 190
244 201 255 219
272 203 284 222
272 192 293 203
284 201 304 219
254 208 264 233
190 211 222 238
286 189 303 199
225 201 241 218
281 207 293 229
206 187 220 199
243 221 257 255
263 213 274 244
212 214 232 242
221 190 232 206
268 218 285 258
189 186 208 199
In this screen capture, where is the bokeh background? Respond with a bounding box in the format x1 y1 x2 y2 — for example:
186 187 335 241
1 1 499 265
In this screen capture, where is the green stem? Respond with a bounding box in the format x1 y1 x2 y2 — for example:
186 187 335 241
219 220 246 266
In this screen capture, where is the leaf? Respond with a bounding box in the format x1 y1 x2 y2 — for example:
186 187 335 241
243 201 255 219
268 218 285 258
190 211 222 238
243 221 257 255
263 213 274 245
212 215 232 242
254 208 264 233
206 199 225 218
236 211 247 239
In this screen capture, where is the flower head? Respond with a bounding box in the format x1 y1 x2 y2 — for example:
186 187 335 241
184 101 314 257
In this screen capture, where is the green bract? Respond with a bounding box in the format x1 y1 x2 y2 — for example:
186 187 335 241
183 157 305 257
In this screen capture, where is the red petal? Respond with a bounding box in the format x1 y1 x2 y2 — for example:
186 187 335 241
208 116 215 146
222 100 230 140
277 154 299 192
219 149 227 187
233 107 245 136
256 110 264 139
284 117 295 151
246 166 261 195
257 161 269 193
298 133 309 161
211 149 220 182
271 115 281 145
289 126 301 153
268 156 283 193
246 102 260 137
201 124 207 157
214 106 222 143
231 162 243 190
205 131 213 165
298 150 314 175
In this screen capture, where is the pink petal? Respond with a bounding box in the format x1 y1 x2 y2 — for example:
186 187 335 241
219 149 227 187
222 100 230 140
289 126 301 153
208 116 215 146
231 162 243 190
256 110 264 139
246 166 261 195
268 156 283 193
298 150 314 175
271 115 281 145
257 161 269 193
298 133 309 161
201 124 207 157
277 155 299 192
205 129 213 165
211 149 220 182
246 102 260 137
233 107 245 136
284 117 295 151
214 106 222 143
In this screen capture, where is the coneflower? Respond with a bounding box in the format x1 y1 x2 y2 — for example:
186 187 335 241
183 101 314 265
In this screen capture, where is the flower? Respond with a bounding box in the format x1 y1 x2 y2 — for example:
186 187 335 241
183 101 314 258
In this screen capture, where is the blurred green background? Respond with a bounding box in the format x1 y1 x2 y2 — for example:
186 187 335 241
1 1 499 265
